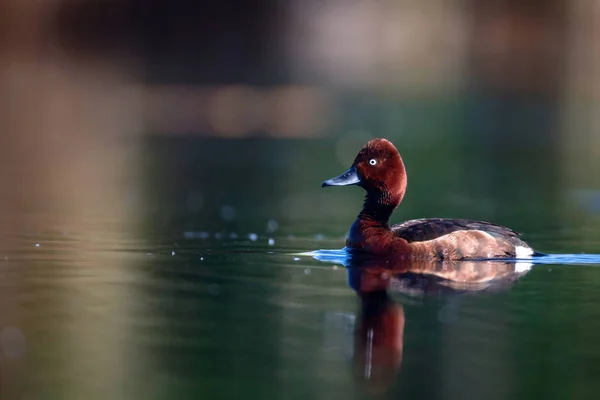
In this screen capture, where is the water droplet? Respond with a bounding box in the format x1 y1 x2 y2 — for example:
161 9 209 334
268 238 275 246
293 257 300 261
220 205 237 221
248 233 258 241
200 257 204 261
267 219 279 232
332 265 339 270
314 234 325 240
171 251 175 256
34 243 40 247
304 268 311 275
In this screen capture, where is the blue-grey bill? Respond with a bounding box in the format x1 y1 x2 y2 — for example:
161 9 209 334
322 167 361 187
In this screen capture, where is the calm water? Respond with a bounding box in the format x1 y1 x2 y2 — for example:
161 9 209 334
2 138 600 400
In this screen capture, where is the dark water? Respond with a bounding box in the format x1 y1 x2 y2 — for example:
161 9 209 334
2 138 600 400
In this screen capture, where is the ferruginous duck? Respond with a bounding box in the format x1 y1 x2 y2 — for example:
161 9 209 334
322 138 537 260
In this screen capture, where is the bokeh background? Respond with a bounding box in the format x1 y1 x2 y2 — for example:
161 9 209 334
2 0 600 233
0 0 600 227
1 0 600 399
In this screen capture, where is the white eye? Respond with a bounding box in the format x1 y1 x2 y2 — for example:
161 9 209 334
369 159 377 166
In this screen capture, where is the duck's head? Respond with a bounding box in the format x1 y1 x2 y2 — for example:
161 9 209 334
322 138 407 207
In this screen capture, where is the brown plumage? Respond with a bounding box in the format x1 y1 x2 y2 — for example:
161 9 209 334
322 138 536 260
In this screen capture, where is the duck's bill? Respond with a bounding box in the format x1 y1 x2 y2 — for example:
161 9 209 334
322 166 361 187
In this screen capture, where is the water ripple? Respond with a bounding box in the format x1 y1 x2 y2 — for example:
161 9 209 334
301 248 600 266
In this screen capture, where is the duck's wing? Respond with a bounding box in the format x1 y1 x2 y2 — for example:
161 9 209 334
391 218 523 243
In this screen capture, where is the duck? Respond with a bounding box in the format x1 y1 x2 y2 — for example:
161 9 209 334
322 138 539 260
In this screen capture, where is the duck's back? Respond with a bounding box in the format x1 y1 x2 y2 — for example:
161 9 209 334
391 218 520 242
391 218 534 259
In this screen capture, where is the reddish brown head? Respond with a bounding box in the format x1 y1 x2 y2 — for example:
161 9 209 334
322 138 407 210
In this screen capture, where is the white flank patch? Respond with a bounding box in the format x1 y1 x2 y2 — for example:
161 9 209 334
515 261 533 273
515 245 534 258
515 245 534 273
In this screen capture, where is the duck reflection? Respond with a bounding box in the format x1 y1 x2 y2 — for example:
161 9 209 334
347 256 531 393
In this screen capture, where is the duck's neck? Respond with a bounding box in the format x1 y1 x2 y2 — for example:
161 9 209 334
358 192 397 227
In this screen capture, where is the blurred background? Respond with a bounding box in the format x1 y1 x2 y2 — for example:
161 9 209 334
1 0 599 232
1 0 600 399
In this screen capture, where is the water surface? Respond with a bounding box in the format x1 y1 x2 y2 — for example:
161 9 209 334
2 138 600 400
